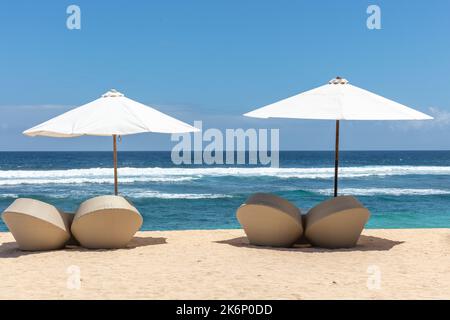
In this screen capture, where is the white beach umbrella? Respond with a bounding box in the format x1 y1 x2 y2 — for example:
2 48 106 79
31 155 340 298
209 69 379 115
24 89 199 195
244 77 433 197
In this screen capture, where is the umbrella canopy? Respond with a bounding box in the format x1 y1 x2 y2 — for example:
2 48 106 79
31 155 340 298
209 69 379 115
244 77 433 120
24 89 199 194
244 77 433 196
24 89 198 137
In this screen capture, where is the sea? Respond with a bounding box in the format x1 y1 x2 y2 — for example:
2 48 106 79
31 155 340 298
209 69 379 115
0 151 449 231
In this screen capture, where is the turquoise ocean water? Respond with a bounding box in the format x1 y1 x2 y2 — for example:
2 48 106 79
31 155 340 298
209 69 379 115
0 151 449 231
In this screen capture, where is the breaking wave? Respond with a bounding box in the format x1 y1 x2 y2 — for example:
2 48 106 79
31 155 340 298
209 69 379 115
123 191 235 199
315 188 450 196
0 165 450 186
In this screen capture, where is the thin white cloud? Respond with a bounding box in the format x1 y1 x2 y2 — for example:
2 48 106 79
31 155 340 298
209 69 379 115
389 107 450 131
429 107 450 126
0 104 70 111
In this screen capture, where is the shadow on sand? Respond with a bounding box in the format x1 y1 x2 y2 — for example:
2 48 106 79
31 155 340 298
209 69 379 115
0 236 167 259
216 235 404 252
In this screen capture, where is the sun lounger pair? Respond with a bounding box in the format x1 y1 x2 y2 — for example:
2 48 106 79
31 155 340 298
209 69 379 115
1 195 143 251
236 193 370 248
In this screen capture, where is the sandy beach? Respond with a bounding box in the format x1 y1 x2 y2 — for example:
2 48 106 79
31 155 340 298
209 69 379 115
0 228 449 300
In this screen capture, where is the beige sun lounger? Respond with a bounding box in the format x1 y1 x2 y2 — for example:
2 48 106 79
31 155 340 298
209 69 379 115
71 195 143 249
304 196 370 249
1 198 73 251
236 193 303 247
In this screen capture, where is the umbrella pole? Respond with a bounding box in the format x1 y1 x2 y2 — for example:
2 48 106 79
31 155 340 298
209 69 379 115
113 134 118 195
334 120 340 197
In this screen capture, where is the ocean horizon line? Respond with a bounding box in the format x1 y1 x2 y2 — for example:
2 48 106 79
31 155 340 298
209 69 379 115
0 149 450 153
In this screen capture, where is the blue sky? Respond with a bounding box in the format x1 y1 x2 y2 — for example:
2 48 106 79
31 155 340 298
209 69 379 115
0 0 449 151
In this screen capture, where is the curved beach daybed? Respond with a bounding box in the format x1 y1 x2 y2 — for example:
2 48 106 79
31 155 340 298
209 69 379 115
304 196 370 249
1 198 73 251
71 195 143 249
236 193 304 247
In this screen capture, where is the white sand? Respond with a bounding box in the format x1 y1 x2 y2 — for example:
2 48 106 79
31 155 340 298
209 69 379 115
1 228 449 299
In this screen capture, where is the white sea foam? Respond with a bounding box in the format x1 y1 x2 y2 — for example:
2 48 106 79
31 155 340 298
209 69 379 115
0 193 18 199
0 173 197 186
315 188 450 196
0 166 449 186
124 191 234 199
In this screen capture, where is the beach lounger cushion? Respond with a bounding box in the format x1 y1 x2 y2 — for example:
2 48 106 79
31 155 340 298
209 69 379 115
305 196 370 249
236 193 303 247
71 195 143 249
1 198 73 251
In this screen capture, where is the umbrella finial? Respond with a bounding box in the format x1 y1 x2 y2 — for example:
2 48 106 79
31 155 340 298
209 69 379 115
329 77 348 85
102 89 124 98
